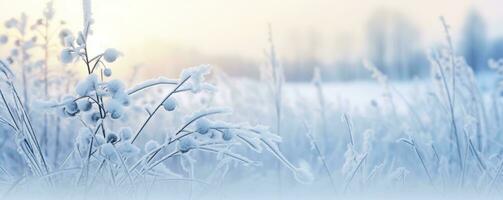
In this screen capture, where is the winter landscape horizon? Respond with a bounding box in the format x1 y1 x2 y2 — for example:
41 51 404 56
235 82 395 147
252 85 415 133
1 0 503 199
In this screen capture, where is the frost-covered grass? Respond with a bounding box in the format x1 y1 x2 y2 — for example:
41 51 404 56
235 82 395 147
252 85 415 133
1 1 503 200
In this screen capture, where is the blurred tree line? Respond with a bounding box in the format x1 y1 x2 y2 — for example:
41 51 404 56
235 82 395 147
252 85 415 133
163 8 499 82
279 8 499 81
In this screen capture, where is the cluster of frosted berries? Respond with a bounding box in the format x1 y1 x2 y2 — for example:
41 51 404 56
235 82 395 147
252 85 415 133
175 117 237 154
59 74 130 123
76 127 141 160
60 58 126 120
195 118 234 141
59 27 122 66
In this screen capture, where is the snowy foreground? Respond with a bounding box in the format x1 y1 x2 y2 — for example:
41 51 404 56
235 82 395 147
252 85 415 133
2 64 503 200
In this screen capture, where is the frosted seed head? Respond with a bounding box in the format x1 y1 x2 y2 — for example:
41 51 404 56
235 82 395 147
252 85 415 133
103 48 121 63
77 99 92 112
196 118 211 135
60 49 76 64
63 35 75 47
178 137 197 153
162 98 177 111
107 99 124 119
88 112 101 123
107 79 125 96
64 99 80 116
144 140 160 153
113 92 130 106
111 111 121 119
4 18 17 28
0 35 8 44
121 95 130 106
86 74 99 87
103 68 112 77
116 142 140 157
58 29 72 45
95 134 106 146
100 143 116 159
222 129 234 141
76 32 85 46
119 127 133 141
106 132 119 143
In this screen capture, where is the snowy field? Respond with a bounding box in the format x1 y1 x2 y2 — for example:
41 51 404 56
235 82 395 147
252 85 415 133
2 1 503 200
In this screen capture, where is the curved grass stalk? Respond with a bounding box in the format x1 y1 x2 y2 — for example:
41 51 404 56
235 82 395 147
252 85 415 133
343 153 367 193
130 76 191 143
